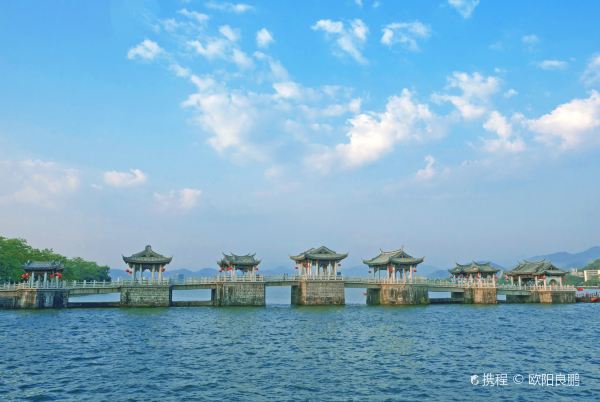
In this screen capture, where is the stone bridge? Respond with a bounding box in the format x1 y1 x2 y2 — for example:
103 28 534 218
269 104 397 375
0 276 577 308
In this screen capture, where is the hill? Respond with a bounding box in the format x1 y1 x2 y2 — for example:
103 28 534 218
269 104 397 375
528 246 600 269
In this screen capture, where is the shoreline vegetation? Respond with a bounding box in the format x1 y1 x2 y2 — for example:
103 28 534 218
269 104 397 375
1 235 600 286
0 236 110 283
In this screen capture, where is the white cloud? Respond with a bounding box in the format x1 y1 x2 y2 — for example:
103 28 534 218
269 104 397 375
482 111 525 153
582 54 600 87
355 0 363 7
306 89 441 172
312 19 369 64
169 63 191 78
177 8 209 24
0 160 79 208
154 188 202 211
521 34 539 50
256 28 274 48
127 39 163 61
448 0 480 18
432 71 501 120
528 90 600 149
188 38 228 59
182 82 263 158
103 169 147 188
219 25 239 42
504 88 518 98
231 49 253 69
415 155 437 180
537 59 568 70
187 27 253 69
206 2 253 13
381 21 430 51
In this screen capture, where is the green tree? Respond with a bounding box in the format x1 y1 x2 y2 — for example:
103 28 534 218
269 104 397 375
0 236 110 282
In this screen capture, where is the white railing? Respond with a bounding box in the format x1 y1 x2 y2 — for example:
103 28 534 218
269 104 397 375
0 280 67 290
498 284 575 292
0 277 577 291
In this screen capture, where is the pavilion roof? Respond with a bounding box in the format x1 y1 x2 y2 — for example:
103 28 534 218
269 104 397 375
22 261 64 272
290 246 348 262
218 253 261 267
123 245 172 265
449 261 499 275
505 260 567 277
362 248 424 267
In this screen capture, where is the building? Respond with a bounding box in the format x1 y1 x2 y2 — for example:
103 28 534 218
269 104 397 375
22 261 64 283
218 253 260 277
290 246 347 278
505 260 567 287
123 245 172 283
362 248 424 282
583 269 600 282
449 262 499 282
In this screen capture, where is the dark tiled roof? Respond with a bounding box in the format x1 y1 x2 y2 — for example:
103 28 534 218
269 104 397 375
506 260 567 277
123 245 172 264
290 246 348 262
363 248 424 267
22 261 64 271
218 253 261 267
449 261 499 275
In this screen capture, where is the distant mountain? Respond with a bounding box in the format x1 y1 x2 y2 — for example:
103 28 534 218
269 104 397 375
528 246 600 269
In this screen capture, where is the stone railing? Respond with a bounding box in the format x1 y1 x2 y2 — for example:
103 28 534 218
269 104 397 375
497 284 575 292
1 280 67 290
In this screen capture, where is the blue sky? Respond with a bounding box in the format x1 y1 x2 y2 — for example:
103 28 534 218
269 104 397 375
1 0 599 270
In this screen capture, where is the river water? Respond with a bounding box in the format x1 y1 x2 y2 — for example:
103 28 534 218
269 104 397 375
0 294 598 401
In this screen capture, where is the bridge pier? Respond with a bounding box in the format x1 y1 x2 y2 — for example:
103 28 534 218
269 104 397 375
366 284 429 305
3 289 70 309
462 288 497 304
506 290 575 304
120 285 172 307
211 282 265 306
291 280 345 305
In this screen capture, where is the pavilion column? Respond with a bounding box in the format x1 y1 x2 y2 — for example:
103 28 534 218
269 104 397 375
159 265 163 281
43 272 48 284
510 277 514 285
559 277 562 286
518 277 522 287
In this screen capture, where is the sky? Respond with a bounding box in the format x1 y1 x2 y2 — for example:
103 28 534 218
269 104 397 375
0 0 599 271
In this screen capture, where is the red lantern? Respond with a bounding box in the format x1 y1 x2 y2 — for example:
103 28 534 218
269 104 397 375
56 273 62 279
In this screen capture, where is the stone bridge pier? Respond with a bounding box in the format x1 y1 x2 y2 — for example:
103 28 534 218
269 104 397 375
366 284 429 305
291 280 345 305
119 285 172 307
211 282 265 306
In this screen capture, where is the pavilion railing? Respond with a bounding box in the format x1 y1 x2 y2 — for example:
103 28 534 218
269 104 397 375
0 277 577 291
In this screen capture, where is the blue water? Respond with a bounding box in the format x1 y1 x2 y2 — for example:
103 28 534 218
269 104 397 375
0 302 598 401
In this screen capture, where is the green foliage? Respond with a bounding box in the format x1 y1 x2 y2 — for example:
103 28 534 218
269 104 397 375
564 274 584 286
583 258 600 270
584 277 600 286
0 236 110 282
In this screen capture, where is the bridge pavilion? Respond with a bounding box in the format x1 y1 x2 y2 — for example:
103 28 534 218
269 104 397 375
449 262 499 282
363 248 424 282
218 253 260 277
22 261 64 283
123 245 172 283
505 260 567 287
290 246 347 278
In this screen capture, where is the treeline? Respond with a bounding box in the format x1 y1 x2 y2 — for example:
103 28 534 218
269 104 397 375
0 236 110 282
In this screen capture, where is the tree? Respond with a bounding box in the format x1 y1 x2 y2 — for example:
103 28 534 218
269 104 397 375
0 236 111 282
